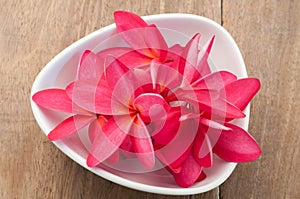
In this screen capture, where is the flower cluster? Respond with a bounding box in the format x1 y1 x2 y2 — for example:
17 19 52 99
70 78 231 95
32 11 261 187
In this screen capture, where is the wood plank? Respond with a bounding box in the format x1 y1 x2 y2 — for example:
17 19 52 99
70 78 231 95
0 0 221 198
221 0 300 198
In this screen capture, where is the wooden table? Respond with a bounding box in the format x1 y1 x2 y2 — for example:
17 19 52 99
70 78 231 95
1 0 299 198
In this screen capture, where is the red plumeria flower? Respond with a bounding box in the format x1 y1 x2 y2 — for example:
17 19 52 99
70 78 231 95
32 52 119 165
70 53 193 169
111 11 262 187
91 11 185 70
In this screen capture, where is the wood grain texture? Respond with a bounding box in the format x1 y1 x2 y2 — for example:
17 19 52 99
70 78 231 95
221 0 300 198
1 0 299 198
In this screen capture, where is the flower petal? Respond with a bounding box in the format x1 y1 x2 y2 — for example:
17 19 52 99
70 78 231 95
168 144 192 170
104 56 129 88
120 135 136 158
130 115 155 169
152 107 181 145
48 115 95 141
180 33 201 83
133 93 170 123
164 44 185 70
200 117 231 131
150 60 182 91
87 117 127 167
169 44 184 56
116 49 153 69
193 126 213 168
225 78 261 111
154 141 191 174
88 116 108 142
196 35 215 76
77 47 153 76
78 50 104 80
192 71 237 90
196 171 207 182
68 75 132 116
213 123 262 162
198 98 245 119
86 153 100 167
114 11 168 61
114 10 148 31
103 65 153 117
96 47 152 69
109 67 152 112
88 118 119 166
171 152 203 188
67 79 115 115
178 89 245 119
154 118 197 170
165 165 182 174
32 89 80 113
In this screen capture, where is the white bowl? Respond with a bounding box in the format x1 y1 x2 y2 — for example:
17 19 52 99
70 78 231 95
30 13 249 195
